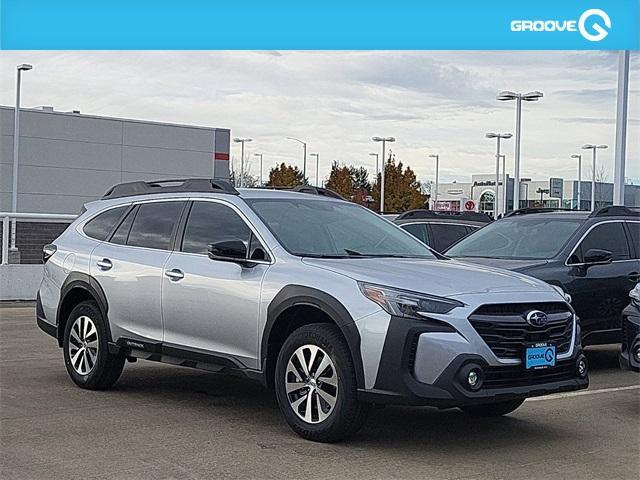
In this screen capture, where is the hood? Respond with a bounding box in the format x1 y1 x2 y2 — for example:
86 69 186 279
301 257 553 298
446 257 549 272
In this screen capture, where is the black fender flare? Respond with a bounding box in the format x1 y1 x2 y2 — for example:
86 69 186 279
57 272 111 345
262 285 365 389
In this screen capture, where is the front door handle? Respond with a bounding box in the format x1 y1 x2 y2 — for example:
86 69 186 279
165 268 184 281
628 272 640 283
96 258 112 270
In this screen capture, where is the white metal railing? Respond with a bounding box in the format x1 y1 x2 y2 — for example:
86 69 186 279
1 212 77 265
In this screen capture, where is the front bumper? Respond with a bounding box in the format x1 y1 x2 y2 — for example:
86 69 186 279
619 308 640 372
358 315 588 407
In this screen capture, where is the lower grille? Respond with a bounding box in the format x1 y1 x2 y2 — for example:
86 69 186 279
622 317 640 350
483 362 576 389
469 302 574 359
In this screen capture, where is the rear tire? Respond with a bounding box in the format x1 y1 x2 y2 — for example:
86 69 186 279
275 324 370 442
460 398 525 417
63 300 125 390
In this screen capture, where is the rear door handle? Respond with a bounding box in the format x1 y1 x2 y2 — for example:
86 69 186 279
628 272 640 283
96 258 112 270
165 268 184 281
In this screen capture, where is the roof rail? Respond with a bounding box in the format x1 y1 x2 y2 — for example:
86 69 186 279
396 209 493 223
589 205 640 218
504 207 577 217
102 178 239 199
261 185 345 200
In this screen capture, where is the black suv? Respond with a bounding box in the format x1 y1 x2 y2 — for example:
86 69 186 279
445 207 640 346
395 210 492 253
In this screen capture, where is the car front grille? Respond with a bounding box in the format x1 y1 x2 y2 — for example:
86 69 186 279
469 302 574 360
483 362 576 389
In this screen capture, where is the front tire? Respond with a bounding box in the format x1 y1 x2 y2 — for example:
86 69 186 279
63 300 125 390
460 398 525 417
275 324 370 442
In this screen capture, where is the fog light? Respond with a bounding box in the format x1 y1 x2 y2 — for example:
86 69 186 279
468 370 479 387
633 344 640 363
576 355 588 378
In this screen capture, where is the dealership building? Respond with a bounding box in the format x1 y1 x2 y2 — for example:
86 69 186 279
0 105 231 297
433 174 640 216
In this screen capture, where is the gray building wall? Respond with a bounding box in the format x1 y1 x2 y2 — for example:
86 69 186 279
0 106 230 214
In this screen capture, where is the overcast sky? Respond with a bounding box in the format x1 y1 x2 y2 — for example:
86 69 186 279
0 51 638 185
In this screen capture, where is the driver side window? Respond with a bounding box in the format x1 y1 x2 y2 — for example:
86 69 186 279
181 201 267 260
568 222 630 264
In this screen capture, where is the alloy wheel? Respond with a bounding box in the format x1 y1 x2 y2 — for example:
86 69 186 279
68 316 98 375
285 344 338 424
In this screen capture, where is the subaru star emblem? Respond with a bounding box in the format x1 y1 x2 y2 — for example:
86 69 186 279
526 310 548 327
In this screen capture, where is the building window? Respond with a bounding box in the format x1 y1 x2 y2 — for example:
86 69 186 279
479 190 495 214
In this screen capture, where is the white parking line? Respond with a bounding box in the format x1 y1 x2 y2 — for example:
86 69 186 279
527 384 640 402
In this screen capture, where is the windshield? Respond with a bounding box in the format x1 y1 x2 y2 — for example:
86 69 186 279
247 198 436 258
445 217 583 260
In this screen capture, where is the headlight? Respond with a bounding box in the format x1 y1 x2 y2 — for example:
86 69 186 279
358 282 464 317
630 286 640 309
552 285 572 304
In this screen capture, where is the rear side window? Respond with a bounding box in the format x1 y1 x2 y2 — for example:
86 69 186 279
570 222 630 263
401 224 429 245
127 201 185 250
110 207 137 245
181 201 252 255
626 222 640 259
429 224 471 252
83 206 128 241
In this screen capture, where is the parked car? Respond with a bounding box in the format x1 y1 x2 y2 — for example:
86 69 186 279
395 210 492 253
445 207 640 346
619 284 640 372
37 179 588 442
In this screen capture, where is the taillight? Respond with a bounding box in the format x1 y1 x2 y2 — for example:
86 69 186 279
43 244 57 263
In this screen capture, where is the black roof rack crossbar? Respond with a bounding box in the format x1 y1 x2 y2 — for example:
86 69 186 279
396 209 493 223
504 207 577 217
589 206 640 218
102 178 239 199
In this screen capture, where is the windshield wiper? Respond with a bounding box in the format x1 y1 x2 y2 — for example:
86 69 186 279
344 249 365 256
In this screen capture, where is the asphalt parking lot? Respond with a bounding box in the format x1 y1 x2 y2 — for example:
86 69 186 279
1 303 639 480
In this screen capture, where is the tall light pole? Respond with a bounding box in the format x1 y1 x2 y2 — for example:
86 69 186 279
486 133 512 218
286 137 307 181
496 90 543 210
428 154 439 210
309 153 319 187
253 153 263 186
571 154 582 210
233 137 252 187
11 63 33 251
369 153 379 180
372 136 395 212
613 50 630 205
499 154 507 215
582 144 608 212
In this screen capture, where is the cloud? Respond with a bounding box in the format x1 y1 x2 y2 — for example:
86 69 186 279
0 50 637 185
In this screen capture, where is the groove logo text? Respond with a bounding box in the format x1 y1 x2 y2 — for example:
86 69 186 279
511 9 611 42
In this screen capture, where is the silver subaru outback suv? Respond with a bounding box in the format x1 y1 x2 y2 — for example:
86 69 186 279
37 179 588 442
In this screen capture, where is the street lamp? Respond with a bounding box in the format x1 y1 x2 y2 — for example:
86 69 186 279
536 187 550 205
369 153 379 180
233 137 252 187
253 153 263 186
428 154 439 210
486 133 512 218
11 63 33 252
496 90 543 210
309 153 319 187
372 136 395 212
286 137 307 180
499 154 507 215
582 144 608 211
571 154 582 210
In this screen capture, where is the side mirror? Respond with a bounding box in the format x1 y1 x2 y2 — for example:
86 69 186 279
208 240 248 264
583 248 613 265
